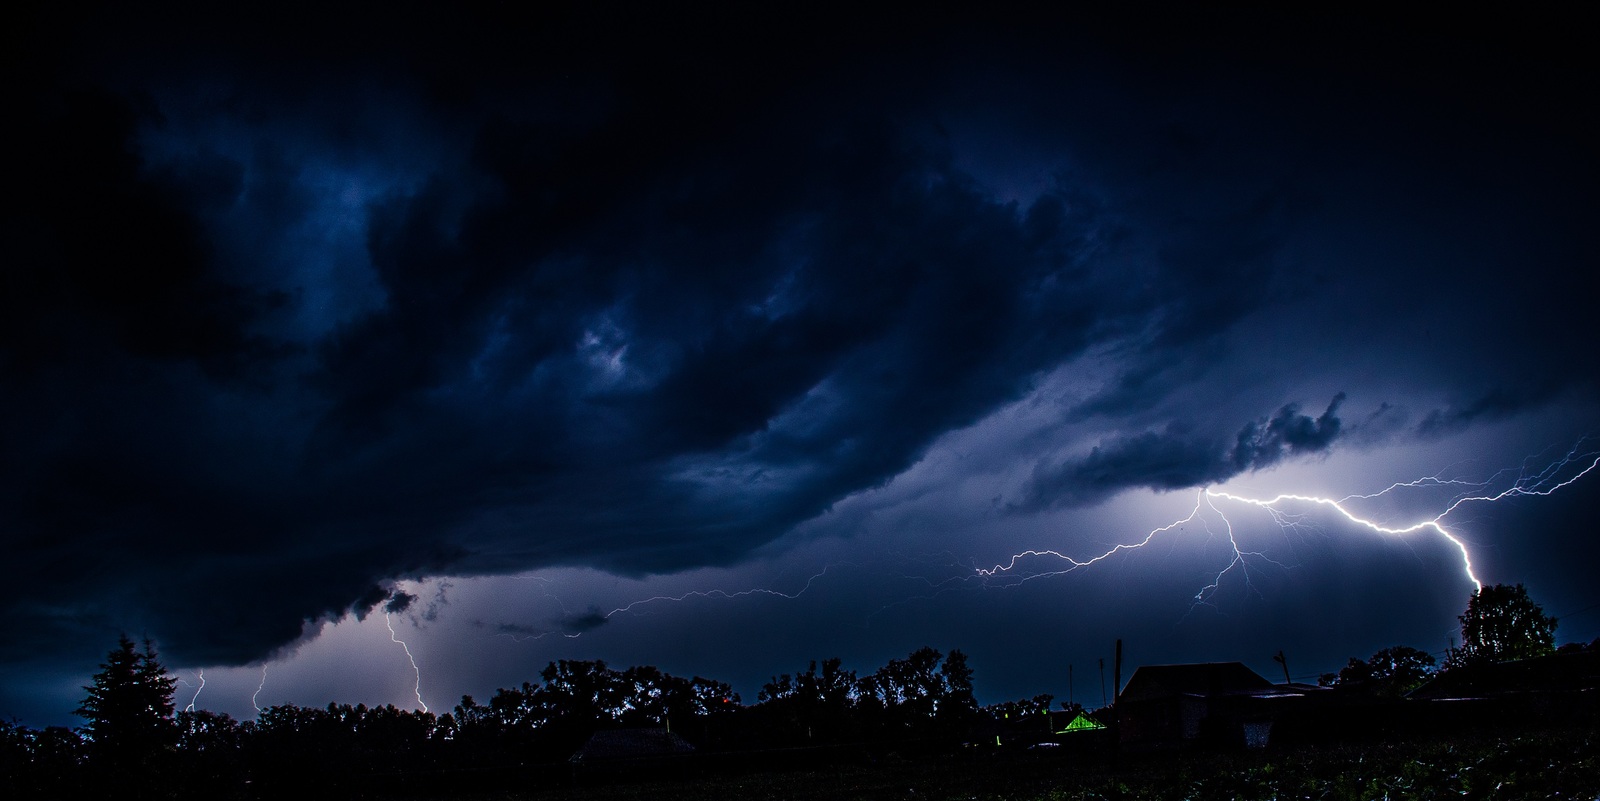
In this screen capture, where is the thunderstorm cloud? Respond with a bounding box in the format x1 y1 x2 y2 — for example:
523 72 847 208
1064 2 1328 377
3 5 1598 725
1018 395 1346 511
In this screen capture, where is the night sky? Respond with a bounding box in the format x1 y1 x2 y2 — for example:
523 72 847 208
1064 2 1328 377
6 5 1600 727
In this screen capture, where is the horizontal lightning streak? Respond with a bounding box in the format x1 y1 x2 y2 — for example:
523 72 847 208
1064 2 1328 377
489 439 1598 648
493 565 850 643
603 564 841 619
981 438 1600 601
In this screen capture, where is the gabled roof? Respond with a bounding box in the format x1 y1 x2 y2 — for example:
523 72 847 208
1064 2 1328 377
570 728 696 762
1057 712 1106 733
1118 662 1276 703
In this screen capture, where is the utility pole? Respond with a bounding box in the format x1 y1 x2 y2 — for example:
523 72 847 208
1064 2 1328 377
1098 658 1106 708
1273 650 1291 684
1113 639 1122 706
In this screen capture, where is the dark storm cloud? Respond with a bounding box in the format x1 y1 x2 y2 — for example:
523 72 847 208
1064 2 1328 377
3 8 1149 675
1018 395 1346 511
383 591 418 615
560 611 610 635
5 3 1599 720
1416 386 1563 440
490 609 605 639
1 85 286 378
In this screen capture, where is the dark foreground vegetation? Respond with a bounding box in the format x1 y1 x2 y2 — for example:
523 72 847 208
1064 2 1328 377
9 710 1596 800
520 726 1600 801
5 583 1597 799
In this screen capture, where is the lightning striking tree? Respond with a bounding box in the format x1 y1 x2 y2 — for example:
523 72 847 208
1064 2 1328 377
1452 583 1557 666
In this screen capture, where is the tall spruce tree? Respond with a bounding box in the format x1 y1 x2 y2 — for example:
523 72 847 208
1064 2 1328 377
77 635 177 767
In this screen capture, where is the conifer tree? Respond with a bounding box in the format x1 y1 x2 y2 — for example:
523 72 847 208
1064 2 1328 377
77 635 177 768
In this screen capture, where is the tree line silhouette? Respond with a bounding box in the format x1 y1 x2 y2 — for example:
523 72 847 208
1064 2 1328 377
3 643 985 797
1 583 1573 798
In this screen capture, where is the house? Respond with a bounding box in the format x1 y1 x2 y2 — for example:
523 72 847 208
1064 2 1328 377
1401 648 1600 730
1056 711 1106 734
1408 649 1600 702
569 728 696 764
1116 662 1303 750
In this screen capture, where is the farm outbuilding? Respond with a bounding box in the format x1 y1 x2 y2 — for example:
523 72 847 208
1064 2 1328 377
1116 662 1302 750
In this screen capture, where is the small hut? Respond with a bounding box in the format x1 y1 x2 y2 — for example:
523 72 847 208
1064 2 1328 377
1117 662 1299 750
570 728 696 765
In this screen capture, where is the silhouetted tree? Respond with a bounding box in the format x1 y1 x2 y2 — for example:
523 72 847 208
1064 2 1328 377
485 681 544 731
858 647 977 738
984 693 1055 722
76 635 177 775
1451 583 1557 666
939 649 978 724
173 709 245 796
687 676 741 717
2 720 85 797
759 657 859 743
1320 645 1436 696
535 659 629 748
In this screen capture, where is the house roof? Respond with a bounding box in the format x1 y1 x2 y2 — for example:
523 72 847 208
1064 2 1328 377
1117 662 1277 703
1058 712 1107 733
1408 650 1600 700
570 728 696 762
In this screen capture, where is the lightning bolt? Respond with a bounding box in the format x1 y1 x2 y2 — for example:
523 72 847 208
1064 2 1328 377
485 439 1597 652
252 665 268 713
602 564 842 619
386 613 429 713
493 565 847 642
981 437 1600 605
493 578 589 642
184 668 205 712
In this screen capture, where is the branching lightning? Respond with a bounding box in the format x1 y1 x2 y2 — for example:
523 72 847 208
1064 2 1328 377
386 613 429 713
484 438 1597 661
980 438 1600 605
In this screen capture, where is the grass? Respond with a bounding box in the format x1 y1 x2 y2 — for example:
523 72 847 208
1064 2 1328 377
431 724 1600 801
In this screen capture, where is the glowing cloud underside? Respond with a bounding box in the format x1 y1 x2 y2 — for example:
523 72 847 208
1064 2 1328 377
980 438 1600 601
163 448 1599 719
585 438 1598 625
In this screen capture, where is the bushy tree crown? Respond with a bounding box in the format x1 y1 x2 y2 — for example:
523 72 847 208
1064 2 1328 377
1453 583 1557 666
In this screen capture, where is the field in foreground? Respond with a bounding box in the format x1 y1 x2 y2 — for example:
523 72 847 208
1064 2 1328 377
452 725 1599 801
